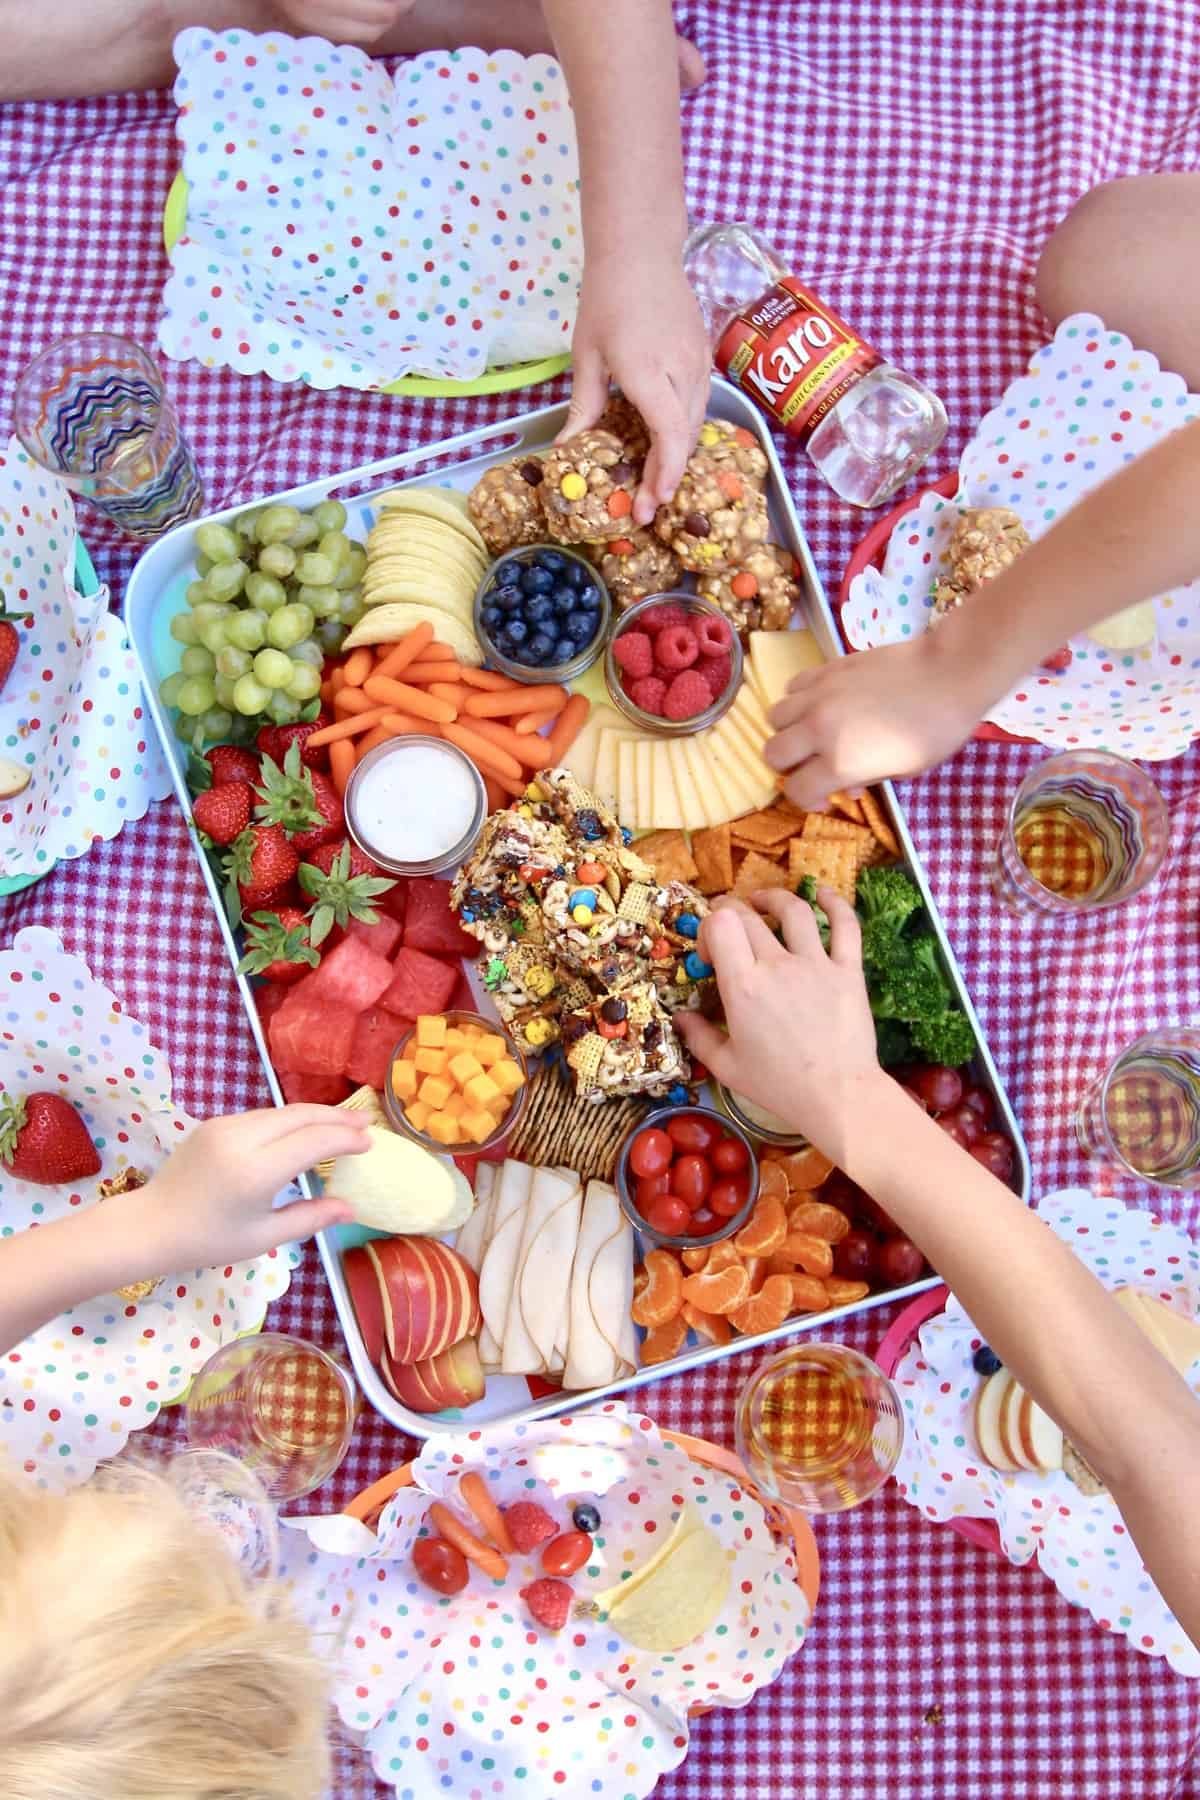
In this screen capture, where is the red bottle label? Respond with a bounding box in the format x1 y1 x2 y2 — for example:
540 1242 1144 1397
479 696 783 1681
714 276 881 443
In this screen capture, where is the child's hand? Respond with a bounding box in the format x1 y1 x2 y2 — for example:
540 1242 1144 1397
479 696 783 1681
274 1 413 44
765 633 986 810
675 889 885 1165
563 250 710 525
131 1105 370 1275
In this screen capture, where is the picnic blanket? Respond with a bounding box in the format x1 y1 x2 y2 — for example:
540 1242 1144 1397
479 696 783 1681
3 4 1200 1796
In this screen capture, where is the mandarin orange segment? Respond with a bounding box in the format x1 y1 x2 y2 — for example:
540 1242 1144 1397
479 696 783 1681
680 1263 750 1317
631 1248 685 1328
822 1277 871 1308
680 1301 732 1347
756 1161 790 1206
778 1230 834 1278
765 1249 797 1277
788 1199 850 1243
740 1254 766 1295
640 1313 689 1364
681 1245 710 1272
704 1239 743 1275
773 1145 835 1190
788 1273 829 1313
733 1191 787 1256
729 1274 794 1336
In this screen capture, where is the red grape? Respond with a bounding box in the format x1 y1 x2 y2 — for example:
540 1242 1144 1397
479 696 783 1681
672 1153 712 1210
666 1114 721 1153
643 1194 691 1238
711 1134 750 1174
970 1132 1015 1180
900 1086 930 1112
909 1065 963 1112
855 1193 898 1236
709 1174 751 1218
629 1128 672 1178
961 1084 994 1124
935 1115 971 1150
636 1171 671 1209
413 1536 469 1596
938 1102 984 1147
877 1234 927 1286
834 1228 877 1281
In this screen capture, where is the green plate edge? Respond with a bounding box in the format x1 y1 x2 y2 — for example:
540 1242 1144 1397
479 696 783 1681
0 538 102 899
162 172 571 397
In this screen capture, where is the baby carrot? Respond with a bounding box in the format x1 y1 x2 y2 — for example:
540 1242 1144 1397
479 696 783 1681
329 666 347 693
418 640 456 661
304 707 392 747
458 1472 515 1554
513 708 559 736
459 666 519 692
443 721 523 783
333 685 379 718
372 620 435 683
328 739 356 794
400 660 465 684
463 683 569 719
341 647 374 688
427 1501 508 1581
361 674 457 724
483 773 507 814
319 679 336 708
545 692 591 764
465 715 553 771
355 724 394 755
430 681 472 708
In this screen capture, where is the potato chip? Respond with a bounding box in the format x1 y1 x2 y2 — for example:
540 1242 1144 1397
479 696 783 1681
727 807 797 849
733 850 793 898
634 829 698 885
861 789 901 859
787 835 859 902
692 822 735 895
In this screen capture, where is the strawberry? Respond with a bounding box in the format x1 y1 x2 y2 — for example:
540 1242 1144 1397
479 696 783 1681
504 1501 558 1554
0 1092 101 1185
256 713 330 772
298 841 395 946
0 617 20 698
224 822 299 922
237 905 320 985
521 1577 572 1633
192 781 253 846
206 744 261 787
255 742 344 853
304 837 387 882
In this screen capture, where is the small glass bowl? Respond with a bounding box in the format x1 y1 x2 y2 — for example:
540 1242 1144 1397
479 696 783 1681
344 736 487 877
615 1103 760 1250
605 591 744 737
473 543 611 684
383 1009 530 1157
715 1081 810 1150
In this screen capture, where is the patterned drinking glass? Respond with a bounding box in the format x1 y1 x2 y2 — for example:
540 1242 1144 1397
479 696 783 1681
992 749 1169 917
12 333 203 541
735 1342 904 1514
1076 1028 1200 1190
184 1333 358 1502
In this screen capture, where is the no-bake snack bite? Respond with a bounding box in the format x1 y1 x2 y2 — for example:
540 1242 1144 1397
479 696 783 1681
97 1167 158 1303
930 507 1030 621
697 541 801 633
597 391 652 464
654 450 770 574
467 456 551 556
695 416 770 487
540 430 641 544
592 528 684 611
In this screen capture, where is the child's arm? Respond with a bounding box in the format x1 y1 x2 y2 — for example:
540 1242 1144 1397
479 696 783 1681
543 0 711 524
677 890 1200 1645
0 1104 368 1354
767 415 1200 809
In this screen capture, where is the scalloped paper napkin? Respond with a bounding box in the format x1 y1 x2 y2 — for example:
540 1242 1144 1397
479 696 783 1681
0 928 298 1491
161 30 581 388
842 314 1200 758
278 1402 812 1798
891 1187 1200 1675
0 442 172 880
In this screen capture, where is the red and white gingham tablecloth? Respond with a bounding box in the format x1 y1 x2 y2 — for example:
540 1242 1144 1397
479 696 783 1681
3 5 1200 1794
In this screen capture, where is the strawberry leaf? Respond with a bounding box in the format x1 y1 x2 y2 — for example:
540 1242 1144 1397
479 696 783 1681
253 741 323 834
187 750 213 794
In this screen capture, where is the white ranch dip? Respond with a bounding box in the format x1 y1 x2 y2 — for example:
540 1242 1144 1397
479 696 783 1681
347 738 484 872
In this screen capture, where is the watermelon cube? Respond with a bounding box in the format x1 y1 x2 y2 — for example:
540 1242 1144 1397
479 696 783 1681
381 946 459 1019
345 1007 412 1091
403 876 479 958
254 982 290 1034
449 967 478 1015
269 991 357 1078
346 913 403 960
377 876 408 926
305 935 394 1012
278 1071 353 1105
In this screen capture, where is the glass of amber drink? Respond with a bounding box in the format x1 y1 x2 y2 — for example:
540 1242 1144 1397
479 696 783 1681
734 1342 904 1514
992 749 1168 917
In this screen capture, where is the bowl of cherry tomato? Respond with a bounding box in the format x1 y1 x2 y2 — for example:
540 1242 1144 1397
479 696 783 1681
615 1105 759 1250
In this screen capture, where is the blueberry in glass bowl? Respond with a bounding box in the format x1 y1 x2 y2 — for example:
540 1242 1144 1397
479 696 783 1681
473 544 612 684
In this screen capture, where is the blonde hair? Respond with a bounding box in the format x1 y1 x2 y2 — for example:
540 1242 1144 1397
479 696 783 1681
0 1457 332 1800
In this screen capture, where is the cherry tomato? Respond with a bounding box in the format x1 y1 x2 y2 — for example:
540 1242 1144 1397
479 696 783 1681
709 1174 751 1218
629 1128 672 1179
711 1134 750 1174
413 1535 469 1596
671 1152 712 1210
687 1206 717 1237
970 1132 1015 1180
636 1171 672 1210
834 1228 877 1281
877 1234 926 1287
666 1113 722 1154
643 1194 691 1238
961 1084 994 1125
909 1065 963 1113
938 1102 983 1147
541 1530 593 1577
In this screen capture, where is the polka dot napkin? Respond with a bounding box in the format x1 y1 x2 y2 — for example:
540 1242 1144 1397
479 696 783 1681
160 30 582 388
0 927 298 1491
0 442 172 883
891 1187 1200 1677
277 1403 813 1800
842 313 1200 759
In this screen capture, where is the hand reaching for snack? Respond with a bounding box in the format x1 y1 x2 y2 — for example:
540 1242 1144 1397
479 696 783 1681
764 633 987 810
675 889 884 1167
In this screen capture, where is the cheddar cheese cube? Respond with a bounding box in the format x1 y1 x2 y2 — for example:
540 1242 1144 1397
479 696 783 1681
390 1059 418 1100
490 1058 525 1098
443 1092 468 1120
414 1046 448 1076
416 1015 447 1048
473 1033 507 1067
448 1051 484 1087
406 1099 432 1133
463 1107 499 1144
463 1072 503 1110
443 1028 470 1052
417 1074 453 1110
426 1110 461 1145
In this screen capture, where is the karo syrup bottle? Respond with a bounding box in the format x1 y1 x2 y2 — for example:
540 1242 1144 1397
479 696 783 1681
684 221 948 508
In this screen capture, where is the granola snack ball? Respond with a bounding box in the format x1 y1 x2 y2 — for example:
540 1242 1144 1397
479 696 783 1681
931 506 1030 620
467 457 550 556
654 450 770 573
593 529 683 611
695 416 770 487
541 429 641 544
697 542 801 634
597 392 651 464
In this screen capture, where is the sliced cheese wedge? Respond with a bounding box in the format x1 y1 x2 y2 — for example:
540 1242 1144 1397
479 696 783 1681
714 703 778 795
593 727 631 815
503 1166 559 1375
748 627 824 709
704 722 776 815
617 734 641 829
635 739 655 832
679 735 741 826
647 740 679 830
561 702 625 793
666 737 717 830
1114 1288 1200 1374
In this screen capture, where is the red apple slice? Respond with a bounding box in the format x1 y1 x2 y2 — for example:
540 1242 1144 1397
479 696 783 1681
343 1245 386 1365
400 1237 455 1362
998 1377 1039 1471
381 1336 486 1414
1019 1393 1064 1473
428 1237 482 1344
974 1370 1022 1472
367 1238 433 1364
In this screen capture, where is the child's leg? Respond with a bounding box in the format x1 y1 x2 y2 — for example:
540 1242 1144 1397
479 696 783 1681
1036 174 1200 388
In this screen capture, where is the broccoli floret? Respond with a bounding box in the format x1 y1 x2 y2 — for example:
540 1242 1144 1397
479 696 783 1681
867 933 952 1023
796 876 831 950
911 1008 977 1069
856 866 923 940
874 1016 915 1067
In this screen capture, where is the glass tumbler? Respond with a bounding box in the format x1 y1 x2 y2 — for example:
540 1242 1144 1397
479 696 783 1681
992 749 1168 917
184 1333 358 1501
735 1341 904 1514
1076 1028 1200 1190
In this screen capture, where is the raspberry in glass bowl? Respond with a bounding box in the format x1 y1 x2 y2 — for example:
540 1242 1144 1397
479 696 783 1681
604 592 743 736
